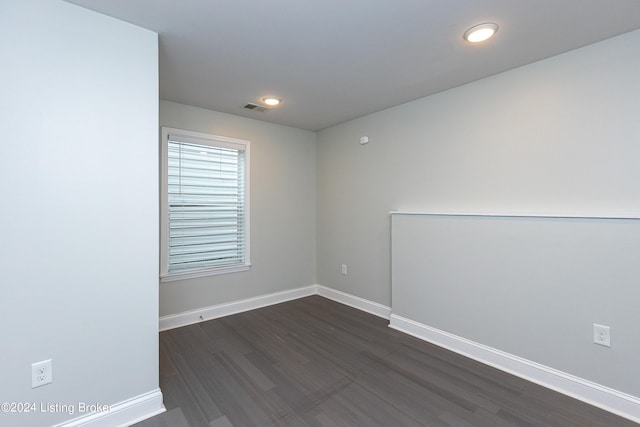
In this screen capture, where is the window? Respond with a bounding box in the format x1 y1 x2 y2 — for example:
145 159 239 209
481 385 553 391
160 127 250 281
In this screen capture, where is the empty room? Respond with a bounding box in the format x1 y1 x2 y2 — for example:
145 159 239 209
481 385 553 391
2 1 640 426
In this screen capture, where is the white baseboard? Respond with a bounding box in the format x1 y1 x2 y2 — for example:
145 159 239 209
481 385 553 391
389 314 640 424
55 389 164 427
159 284 391 331
159 285 317 331
315 285 391 319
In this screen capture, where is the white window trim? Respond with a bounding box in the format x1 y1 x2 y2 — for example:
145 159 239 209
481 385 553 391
160 127 251 282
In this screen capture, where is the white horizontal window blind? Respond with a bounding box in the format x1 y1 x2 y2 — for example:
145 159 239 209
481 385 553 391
161 128 250 280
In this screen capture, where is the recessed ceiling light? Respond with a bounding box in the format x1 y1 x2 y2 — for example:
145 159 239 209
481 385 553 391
262 97 281 106
464 22 499 43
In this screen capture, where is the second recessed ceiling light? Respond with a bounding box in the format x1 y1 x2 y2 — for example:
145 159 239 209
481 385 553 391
464 22 499 43
262 97 281 106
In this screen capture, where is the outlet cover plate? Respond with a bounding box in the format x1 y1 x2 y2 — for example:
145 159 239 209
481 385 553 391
593 323 611 347
32 359 53 388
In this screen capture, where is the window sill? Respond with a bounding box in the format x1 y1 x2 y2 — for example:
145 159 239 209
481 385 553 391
160 263 251 283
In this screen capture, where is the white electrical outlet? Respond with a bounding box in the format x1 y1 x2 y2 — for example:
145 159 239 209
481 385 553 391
32 359 53 388
593 324 611 347
341 264 348 275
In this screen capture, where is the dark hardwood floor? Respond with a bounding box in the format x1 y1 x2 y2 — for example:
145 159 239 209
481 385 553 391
135 296 637 427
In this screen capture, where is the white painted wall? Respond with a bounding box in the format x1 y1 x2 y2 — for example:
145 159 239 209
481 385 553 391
159 101 317 317
392 214 640 397
317 29 640 307
0 1 160 426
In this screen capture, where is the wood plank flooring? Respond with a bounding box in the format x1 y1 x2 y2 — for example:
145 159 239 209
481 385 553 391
135 296 637 427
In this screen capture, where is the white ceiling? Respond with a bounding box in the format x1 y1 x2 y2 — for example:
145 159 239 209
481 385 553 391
66 0 640 131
